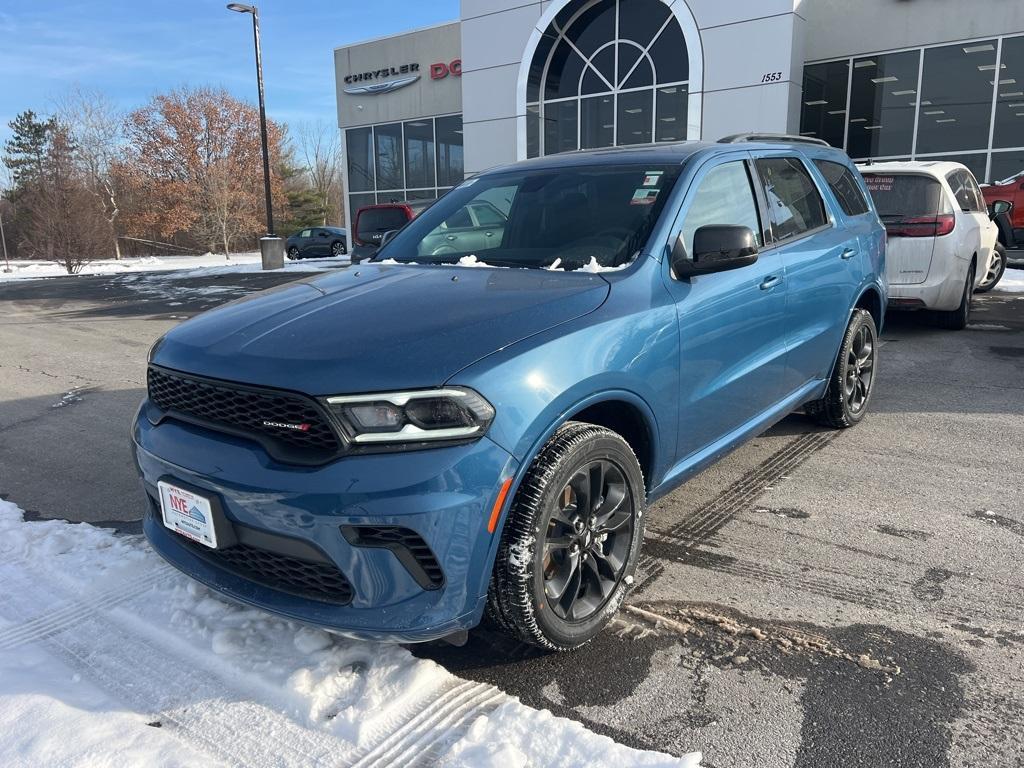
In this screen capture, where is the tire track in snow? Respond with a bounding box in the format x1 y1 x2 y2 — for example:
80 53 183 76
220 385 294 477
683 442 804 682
636 431 836 589
0 557 510 768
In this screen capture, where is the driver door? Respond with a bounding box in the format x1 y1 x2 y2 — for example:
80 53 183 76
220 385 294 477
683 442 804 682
663 154 790 460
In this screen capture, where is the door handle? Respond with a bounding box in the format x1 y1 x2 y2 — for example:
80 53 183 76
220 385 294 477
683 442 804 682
760 275 782 290
446 235 457 241
840 247 857 260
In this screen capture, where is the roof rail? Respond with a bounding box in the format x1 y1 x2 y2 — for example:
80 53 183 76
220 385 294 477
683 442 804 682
718 132 831 148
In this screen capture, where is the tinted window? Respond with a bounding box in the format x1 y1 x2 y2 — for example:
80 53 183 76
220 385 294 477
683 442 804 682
917 40 996 155
379 164 681 269
680 162 762 256
755 157 829 240
357 207 409 239
374 123 403 191
861 174 944 218
470 203 506 226
800 60 850 149
847 51 919 159
444 207 473 229
946 170 984 212
814 160 870 216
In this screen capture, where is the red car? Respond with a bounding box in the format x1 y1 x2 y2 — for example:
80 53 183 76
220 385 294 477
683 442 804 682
981 170 1024 252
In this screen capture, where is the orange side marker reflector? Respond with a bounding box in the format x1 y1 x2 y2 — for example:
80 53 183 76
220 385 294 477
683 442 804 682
487 478 514 534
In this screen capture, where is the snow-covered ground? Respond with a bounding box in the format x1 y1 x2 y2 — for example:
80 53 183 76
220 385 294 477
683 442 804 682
0 496 699 768
0 252 347 281
994 267 1024 293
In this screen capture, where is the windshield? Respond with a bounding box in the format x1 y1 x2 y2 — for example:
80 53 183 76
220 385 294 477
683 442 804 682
861 173 948 219
373 163 681 270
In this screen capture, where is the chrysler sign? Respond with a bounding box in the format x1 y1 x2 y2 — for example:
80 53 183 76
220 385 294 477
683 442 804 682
342 60 461 96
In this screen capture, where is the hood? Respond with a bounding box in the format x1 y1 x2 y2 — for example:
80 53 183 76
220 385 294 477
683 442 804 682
152 264 610 394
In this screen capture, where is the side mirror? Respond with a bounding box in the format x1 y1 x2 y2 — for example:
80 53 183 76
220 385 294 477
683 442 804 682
380 229 399 247
989 199 1012 219
671 225 759 279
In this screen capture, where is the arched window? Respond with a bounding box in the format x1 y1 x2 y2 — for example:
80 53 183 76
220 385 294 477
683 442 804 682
526 0 691 157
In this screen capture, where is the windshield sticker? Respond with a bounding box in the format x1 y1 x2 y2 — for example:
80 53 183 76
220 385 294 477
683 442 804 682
642 171 664 187
631 188 660 205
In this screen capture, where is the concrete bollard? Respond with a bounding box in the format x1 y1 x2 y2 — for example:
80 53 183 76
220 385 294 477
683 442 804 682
259 236 285 270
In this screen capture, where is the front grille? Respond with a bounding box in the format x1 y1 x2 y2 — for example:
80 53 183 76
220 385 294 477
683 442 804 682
342 525 444 590
185 539 354 605
147 366 341 460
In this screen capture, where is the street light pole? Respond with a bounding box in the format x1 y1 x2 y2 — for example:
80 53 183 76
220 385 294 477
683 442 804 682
227 3 283 269
0 210 10 273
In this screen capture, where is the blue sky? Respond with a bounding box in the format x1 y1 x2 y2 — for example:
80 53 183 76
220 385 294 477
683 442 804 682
0 0 459 148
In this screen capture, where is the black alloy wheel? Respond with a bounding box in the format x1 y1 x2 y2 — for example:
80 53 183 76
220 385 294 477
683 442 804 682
332 241 346 256
486 421 645 651
287 246 300 260
806 308 878 428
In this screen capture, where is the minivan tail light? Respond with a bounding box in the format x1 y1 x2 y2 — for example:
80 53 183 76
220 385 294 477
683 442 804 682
884 213 955 238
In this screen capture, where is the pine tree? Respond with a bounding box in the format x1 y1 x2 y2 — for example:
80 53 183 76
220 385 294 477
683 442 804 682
2 111 58 187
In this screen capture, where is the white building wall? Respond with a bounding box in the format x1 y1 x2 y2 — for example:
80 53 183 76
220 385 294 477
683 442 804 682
460 0 809 176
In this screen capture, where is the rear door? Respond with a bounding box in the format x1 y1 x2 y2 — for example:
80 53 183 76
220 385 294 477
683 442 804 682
310 228 331 257
862 172 946 285
664 153 790 459
949 169 998 284
753 154 861 391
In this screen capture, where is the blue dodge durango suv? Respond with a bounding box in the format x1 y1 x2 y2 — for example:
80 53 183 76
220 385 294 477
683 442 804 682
134 136 886 651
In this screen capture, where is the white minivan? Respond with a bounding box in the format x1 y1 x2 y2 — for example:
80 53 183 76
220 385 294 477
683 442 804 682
860 161 1000 329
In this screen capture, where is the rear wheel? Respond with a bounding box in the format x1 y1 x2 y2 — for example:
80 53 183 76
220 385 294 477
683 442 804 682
975 244 1007 293
331 241 346 257
287 246 299 260
935 263 974 330
806 308 877 429
486 422 645 651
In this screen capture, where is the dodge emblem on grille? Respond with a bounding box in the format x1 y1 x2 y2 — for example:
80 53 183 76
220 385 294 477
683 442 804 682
262 420 312 432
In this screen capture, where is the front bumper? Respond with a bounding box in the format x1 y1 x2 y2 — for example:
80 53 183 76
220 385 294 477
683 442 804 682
133 402 518 642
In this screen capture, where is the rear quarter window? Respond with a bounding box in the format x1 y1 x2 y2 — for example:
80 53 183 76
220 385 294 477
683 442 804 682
814 160 870 216
861 174 946 218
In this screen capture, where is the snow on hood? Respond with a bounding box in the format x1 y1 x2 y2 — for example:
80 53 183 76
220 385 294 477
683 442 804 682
0 495 700 768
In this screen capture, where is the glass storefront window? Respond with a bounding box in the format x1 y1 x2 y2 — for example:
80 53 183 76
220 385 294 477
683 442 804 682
346 128 374 193
990 150 1024 184
916 41 996 154
580 95 614 149
800 60 849 148
374 123 403 192
527 0 690 155
404 120 435 190
847 50 919 159
348 192 375 217
993 36 1024 150
655 85 687 142
544 100 579 155
436 115 464 188
617 90 652 145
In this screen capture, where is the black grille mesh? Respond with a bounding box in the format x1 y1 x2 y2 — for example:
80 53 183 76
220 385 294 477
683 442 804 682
147 366 340 456
185 539 354 605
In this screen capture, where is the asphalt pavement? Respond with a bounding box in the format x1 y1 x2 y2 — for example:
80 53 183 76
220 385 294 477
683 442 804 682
2 266 1022 767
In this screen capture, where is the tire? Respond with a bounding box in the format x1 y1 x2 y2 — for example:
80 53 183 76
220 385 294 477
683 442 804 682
287 246 299 260
806 308 878 429
331 241 346 257
485 421 646 651
935 263 974 330
974 244 1007 293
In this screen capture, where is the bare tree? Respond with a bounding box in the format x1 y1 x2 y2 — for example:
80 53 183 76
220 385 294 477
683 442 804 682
297 120 344 225
56 87 125 259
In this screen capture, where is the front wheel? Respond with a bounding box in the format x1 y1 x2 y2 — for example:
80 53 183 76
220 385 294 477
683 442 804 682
287 246 299 260
806 308 877 429
975 244 1007 293
486 422 645 651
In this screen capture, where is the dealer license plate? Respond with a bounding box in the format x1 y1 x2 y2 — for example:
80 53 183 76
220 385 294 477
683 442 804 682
158 480 217 549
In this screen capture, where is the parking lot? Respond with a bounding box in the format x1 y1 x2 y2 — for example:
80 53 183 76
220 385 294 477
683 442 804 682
2 266 1023 767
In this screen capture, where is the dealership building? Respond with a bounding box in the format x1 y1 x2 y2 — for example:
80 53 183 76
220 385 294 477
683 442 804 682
334 0 1024 226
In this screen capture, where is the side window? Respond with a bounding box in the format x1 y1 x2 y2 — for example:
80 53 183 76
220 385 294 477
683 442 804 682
964 173 986 213
946 171 977 212
444 207 473 229
299 229 311 238
469 203 507 226
755 157 829 242
679 161 763 257
813 159 870 217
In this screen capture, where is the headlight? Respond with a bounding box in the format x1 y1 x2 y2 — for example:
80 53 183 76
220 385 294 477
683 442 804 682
325 388 495 445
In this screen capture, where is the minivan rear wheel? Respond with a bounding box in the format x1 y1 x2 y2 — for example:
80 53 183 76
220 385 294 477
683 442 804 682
974 244 1007 293
935 263 974 330
806 308 877 429
485 422 645 651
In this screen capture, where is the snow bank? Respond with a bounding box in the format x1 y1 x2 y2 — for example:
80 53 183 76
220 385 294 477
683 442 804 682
0 252 346 281
994 268 1024 293
0 496 699 767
